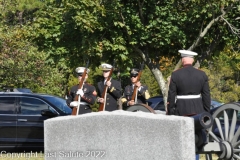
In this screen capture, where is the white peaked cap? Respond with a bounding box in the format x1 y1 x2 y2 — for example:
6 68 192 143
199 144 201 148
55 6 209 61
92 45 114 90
75 67 90 73
101 63 113 71
178 50 198 58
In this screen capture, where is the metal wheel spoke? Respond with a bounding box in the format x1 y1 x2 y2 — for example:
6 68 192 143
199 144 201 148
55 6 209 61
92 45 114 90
233 140 240 148
231 126 240 144
223 111 229 141
215 117 225 140
233 149 240 153
233 154 240 159
229 110 237 142
208 131 220 142
206 103 240 160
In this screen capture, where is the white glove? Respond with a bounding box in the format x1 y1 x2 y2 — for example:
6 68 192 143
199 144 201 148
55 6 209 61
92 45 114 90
76 89 84 96
70 101 79 107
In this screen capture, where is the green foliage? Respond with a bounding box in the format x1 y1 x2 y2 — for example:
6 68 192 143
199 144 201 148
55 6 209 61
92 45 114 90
0 25 66 97
0 0 239 104
202 46 240 103
140 67 160 97
0 0 44 25
15 0 44 11
22 0 240 74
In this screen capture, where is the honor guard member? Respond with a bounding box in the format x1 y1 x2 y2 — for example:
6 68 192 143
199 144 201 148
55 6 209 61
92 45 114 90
66 67 97 115
97 63 122 111
121 68 150 109
167 50 211 116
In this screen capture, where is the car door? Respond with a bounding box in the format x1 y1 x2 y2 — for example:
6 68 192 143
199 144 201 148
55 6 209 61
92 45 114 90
16 96 54 149
0 96 17 149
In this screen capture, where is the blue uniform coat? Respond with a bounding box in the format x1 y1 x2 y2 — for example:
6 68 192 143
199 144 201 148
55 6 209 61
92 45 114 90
167 65 211 116
67 83 97 114
97 79 122 111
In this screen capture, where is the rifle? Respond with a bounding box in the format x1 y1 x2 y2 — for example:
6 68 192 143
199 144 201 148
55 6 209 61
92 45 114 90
131 62 144 103
98 61 115 111
71 60 89 115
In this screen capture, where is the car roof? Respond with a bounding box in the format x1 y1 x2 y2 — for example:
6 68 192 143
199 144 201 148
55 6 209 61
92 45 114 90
146 96 163 102
0 91 62 99
13 88 32 93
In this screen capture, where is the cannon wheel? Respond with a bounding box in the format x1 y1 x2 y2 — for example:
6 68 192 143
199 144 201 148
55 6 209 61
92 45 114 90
206 103 240 160
125 103 156 114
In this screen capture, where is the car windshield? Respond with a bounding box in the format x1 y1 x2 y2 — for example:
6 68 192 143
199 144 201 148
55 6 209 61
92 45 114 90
42 96 72 114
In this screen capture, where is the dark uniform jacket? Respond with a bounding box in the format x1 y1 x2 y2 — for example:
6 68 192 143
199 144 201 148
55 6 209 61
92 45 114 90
66 83 97 115
167 64 211 116
122 84 150 109
97 79 122 111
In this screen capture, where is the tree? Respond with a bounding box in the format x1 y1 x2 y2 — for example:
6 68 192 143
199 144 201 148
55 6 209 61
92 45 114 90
0 0 68 96
1 0 239 103
30 1 239 102
202 45 240 103
0 25 67 95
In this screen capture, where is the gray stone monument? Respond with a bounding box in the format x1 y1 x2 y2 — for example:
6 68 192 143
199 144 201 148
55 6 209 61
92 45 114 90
44 110 195 160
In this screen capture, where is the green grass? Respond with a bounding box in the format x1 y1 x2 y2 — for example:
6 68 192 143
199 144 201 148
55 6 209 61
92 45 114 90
200 154 218 160
0 152 218 160
0 152 44 160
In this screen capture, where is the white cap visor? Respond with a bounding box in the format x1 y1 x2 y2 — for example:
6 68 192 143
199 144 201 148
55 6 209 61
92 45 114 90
178 50 198 58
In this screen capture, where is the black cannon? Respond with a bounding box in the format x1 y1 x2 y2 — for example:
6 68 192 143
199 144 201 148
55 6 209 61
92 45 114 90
126 102 240 160
192 112 213 151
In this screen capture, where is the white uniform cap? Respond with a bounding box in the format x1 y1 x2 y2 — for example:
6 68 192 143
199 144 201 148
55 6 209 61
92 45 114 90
130 68 139 75
178 50 198 58
101 63 112 71
75 67 90 74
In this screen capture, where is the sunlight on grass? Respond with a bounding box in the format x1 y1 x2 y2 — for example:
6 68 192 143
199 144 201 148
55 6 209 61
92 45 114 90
0 152 44 160
200 154 218 160
0 152 219 160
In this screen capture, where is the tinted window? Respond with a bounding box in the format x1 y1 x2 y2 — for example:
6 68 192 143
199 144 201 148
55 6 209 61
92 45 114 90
43 96 72 114
19 97 49 115
155 101 165 111
0 97 16 114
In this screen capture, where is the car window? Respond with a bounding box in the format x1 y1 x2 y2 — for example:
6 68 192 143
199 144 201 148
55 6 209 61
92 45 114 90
154 101 165 111
43 96 72 114
238 112 240 120
19 97 50 115
0 97 16 114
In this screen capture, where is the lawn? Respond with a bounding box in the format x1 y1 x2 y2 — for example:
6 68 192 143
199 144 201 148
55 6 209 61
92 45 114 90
0 152 44 160
0 152 218 160
200 154 218 160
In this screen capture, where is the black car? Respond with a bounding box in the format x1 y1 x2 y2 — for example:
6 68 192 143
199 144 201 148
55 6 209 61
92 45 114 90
0 90 72 151
146 96 165 111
